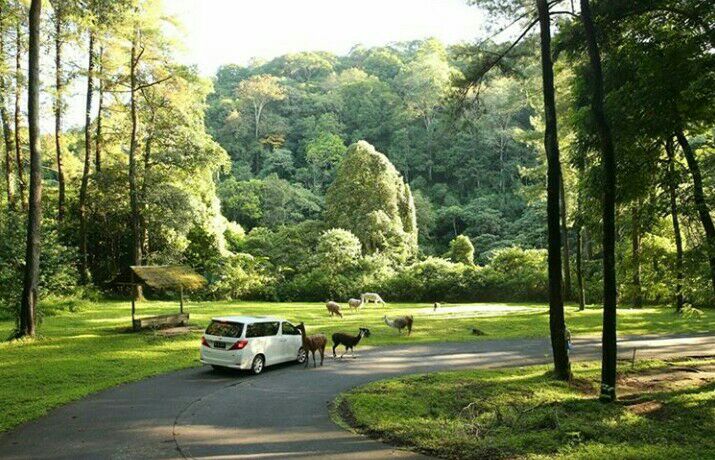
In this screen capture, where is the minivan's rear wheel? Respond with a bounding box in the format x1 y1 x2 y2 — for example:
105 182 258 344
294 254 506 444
251 354 265 375
297 347 307 364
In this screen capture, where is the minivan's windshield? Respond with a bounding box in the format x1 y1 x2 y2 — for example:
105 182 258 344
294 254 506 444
206 320 244 338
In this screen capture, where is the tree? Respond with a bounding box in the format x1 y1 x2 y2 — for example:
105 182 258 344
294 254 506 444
676 131 715 297
537 0 571 381
665 138 684 312
78 20 94 284
449 234 475 265
0 3 15 210
325 141 418 261
235 74 286 173
50 0 73 221
13 13 25 209
304 132 346 191
18 0 41 337
579 0 618 402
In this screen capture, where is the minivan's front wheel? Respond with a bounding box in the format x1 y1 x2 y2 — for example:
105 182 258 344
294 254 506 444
251 354 265 375
297 347 307 364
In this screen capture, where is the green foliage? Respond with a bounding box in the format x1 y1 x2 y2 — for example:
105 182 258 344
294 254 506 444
342 359 715 459
449 234 475 265
325 141 418 261
0 213 79 324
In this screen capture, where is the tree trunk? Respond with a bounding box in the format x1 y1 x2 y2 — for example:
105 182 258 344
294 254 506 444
53 3 65 220
14 22 25 210
575 225 585 310
575 162 586 311
631 204 642 307
95 44 103 173
666 138 684 312
537 0 571 381
0 6 14 210
559 166 572 300
676 130 715 298
78 32 94 284
129 28 143 300
580 0 617 402
19 0 42 338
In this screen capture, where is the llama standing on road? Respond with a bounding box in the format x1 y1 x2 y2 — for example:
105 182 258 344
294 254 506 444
348 298 363 310
384 315 413 335
296 322 327 368
361 292 385 306
326 301 343 318
332 327 371 358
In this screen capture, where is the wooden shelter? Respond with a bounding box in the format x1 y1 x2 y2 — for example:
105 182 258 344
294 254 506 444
114 265 207 331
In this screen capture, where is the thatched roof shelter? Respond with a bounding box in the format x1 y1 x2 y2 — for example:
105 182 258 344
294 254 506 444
115 265 207 290
113 265 207 331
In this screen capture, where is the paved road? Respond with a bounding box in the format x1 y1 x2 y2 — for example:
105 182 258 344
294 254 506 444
1 334 713 460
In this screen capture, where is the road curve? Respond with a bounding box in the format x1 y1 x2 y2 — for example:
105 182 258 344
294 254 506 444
1 334 713 460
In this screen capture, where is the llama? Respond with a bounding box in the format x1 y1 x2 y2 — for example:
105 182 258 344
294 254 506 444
361 292 385 306
348 298 363 310
332 327 371 358
384 315 413 335
295 322 327 367
326 301 343 318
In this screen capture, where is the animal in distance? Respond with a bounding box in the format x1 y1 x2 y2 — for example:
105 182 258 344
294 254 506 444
384 315 413 335
326 301 343 318
348 298 363 310
361 292 385 305
295 322 327 367
332 327 371 358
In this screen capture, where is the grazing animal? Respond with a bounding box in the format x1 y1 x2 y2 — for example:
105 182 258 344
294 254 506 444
384 315 413 335
433 302 441 311
326 301 343 318
332 327 371 358
295 322 327 367
361 292 385 306
348 298 363 310
471 327 486 336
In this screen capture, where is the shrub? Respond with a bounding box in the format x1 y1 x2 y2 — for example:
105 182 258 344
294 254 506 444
449 234 475 265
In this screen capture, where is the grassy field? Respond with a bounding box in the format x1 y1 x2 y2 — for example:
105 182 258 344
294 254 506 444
338 358 715 459
0 298 712 433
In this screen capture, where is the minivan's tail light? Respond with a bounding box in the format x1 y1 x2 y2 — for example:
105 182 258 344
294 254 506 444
201 336 210 347
229 339 248 350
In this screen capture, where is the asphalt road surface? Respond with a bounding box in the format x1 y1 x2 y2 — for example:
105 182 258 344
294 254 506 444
1 334 713 460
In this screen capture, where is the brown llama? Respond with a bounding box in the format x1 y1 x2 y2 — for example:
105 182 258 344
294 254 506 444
326 300 343 318
384 315 413 335
295 322 327 367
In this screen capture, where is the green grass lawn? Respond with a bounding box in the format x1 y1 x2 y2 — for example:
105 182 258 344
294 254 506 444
338 358 715 459
0 298 712 433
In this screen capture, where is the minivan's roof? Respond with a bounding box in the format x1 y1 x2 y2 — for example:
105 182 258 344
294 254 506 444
210 315 284 324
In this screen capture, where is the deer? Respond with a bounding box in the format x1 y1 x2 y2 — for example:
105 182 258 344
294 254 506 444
384 315 413 335
332 327 371 358
326 300 343 318
295 322 327 368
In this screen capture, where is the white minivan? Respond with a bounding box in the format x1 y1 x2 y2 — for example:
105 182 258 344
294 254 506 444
200 316 306 374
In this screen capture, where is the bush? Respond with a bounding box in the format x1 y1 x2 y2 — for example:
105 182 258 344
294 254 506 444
449 234 474 265
0 213 80 324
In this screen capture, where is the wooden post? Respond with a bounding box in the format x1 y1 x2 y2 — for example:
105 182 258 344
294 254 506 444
131 297 136 331
130 270 137 331
179 285 184 314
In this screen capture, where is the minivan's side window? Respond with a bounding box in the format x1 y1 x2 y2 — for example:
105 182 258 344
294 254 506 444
282 322 300 335
246 322 280 338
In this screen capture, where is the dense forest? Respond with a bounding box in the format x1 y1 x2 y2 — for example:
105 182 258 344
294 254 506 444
1 0 713 336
